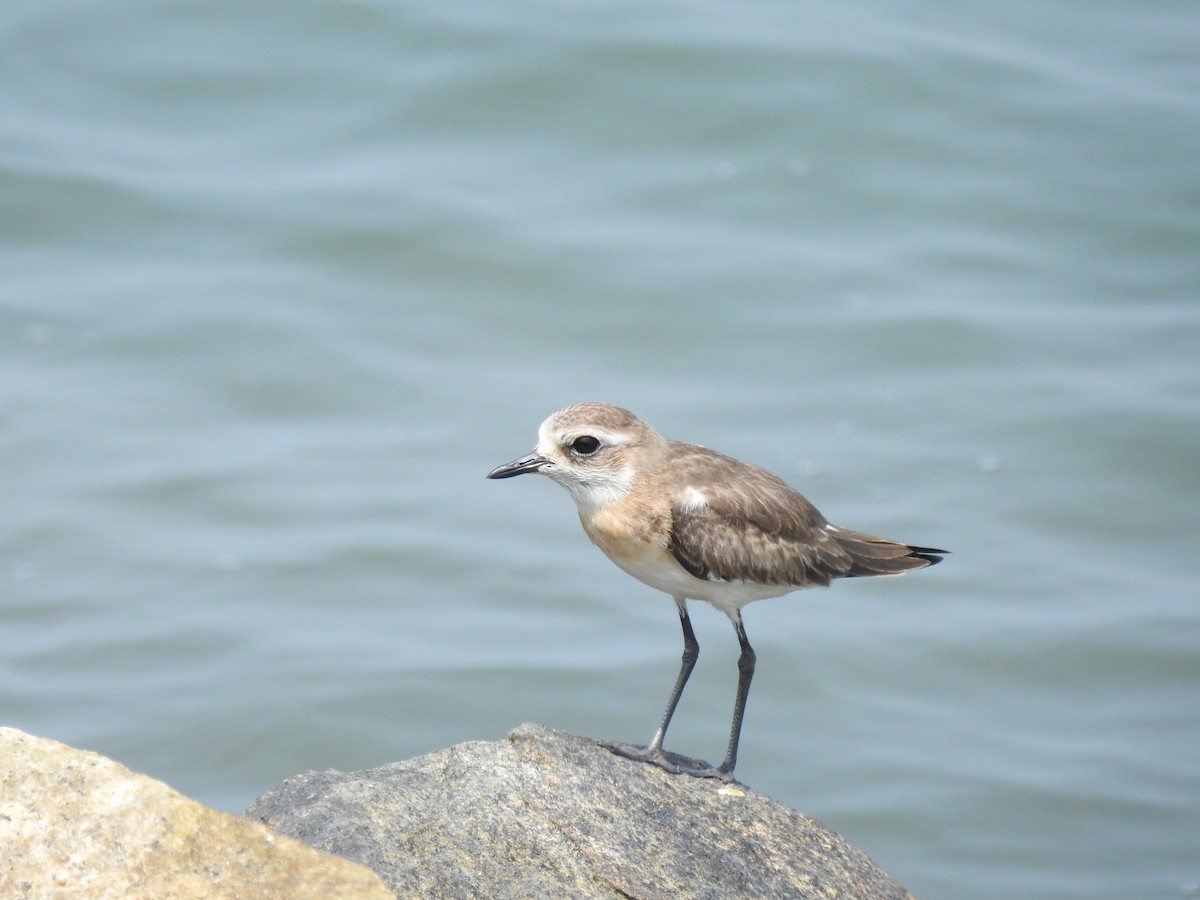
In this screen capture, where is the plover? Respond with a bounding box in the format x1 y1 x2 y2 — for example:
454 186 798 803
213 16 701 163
487 402 946 781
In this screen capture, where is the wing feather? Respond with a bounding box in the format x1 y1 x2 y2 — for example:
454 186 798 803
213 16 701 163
662 441 946 587
663 443 852 588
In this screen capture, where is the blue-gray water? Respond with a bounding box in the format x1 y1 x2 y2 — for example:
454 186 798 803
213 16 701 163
3 2 1198 897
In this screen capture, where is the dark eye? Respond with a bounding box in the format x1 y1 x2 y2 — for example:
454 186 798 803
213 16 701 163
571 435 601 455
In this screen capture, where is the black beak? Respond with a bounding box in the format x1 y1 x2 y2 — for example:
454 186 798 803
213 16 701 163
486 453 548 479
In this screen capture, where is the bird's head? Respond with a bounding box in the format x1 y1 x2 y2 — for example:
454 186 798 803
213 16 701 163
487 402 668 511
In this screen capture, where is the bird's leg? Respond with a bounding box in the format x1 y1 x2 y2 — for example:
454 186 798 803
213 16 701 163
604 599 736 782
716 612 756 776
605 598 697 766
643 598 699 753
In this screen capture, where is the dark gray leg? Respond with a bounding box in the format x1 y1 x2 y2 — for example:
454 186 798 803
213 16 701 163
603 599 743 783
717 612 756 776
645 598 699 753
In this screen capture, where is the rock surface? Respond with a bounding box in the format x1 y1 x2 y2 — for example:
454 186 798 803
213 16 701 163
0 727 393 899
247 722 916 899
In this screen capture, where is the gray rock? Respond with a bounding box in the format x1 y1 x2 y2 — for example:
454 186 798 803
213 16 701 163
0 727 393 899
246 723 915 899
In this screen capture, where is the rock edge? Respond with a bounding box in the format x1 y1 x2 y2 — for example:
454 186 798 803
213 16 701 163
0 727 392 899
247 722 916 900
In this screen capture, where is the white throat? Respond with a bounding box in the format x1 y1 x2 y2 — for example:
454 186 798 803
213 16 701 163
546 466 634 513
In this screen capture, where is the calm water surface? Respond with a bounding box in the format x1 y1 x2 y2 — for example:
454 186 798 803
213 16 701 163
3 2 1198 898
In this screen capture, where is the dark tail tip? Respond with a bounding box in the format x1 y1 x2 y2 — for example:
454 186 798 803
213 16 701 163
908 546 949 567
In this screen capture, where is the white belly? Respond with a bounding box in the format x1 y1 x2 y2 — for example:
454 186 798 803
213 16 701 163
607 548 801 618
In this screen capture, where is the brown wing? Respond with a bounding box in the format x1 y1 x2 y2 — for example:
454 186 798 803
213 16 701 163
827 527 947 576
663 443 855 588
663 441 947 587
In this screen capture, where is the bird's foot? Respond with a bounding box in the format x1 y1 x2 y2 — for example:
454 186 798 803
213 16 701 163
599 740 737 783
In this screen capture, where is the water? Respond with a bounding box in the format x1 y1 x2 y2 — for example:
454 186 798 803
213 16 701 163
3 2 1198 897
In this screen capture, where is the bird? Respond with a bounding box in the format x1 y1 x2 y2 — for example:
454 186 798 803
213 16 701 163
486 402 946 781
